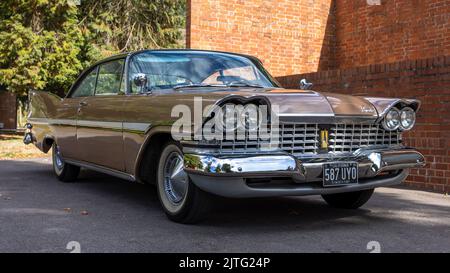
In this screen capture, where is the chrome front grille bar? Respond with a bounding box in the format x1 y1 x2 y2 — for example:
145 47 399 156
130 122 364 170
329 124 401 154
206 123 402 156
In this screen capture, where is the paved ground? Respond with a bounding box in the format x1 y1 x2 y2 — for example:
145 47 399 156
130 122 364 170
0 158 449 253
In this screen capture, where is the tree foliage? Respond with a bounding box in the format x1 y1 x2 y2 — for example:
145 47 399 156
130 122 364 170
0 0 186 96
80 0 185 53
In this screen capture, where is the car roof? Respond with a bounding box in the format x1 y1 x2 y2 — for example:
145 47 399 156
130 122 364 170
95 49 262 65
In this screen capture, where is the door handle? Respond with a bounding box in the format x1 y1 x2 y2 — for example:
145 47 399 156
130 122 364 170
79 101 88 107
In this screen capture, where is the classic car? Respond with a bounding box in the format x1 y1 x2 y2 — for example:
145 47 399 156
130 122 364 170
24 49 425 223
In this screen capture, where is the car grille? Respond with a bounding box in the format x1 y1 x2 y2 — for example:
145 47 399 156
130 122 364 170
215 123 402 156
329 124 402 154
279 123 320 156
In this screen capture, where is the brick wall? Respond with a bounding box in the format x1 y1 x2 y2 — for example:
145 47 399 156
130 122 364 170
335 0 450 69
186 0 450 192
187 0 336 76
0 91 17 130
277 55 450 193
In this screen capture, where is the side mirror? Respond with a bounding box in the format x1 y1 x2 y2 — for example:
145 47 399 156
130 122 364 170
299 78 313 90
133 73 149 93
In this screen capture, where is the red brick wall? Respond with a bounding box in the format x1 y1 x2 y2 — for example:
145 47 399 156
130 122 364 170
187 0 336 76
0 92 17 130
187 0 450 192
277 55 450 193
335 0 450 69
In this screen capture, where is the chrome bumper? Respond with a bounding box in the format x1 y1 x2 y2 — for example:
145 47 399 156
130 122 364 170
183 147 425 198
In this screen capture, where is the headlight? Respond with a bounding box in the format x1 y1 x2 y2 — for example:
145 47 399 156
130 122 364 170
238 104 261 131
382 107 401 131
400 107 416 130
219 103 263 132
220 103 238 131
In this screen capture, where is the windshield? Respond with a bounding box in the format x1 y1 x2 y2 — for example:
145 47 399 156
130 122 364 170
128 51 280 93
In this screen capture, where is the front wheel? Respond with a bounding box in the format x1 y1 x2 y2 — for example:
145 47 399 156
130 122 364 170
321 189 374 209
52 143 80 182
156 142 212 224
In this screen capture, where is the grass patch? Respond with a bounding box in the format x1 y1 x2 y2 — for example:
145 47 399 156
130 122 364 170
0 134 50 160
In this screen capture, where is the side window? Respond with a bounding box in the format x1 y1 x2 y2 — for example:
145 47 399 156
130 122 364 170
95 59 125 96
71 67 98 98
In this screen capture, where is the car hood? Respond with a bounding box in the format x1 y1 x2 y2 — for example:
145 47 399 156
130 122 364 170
265 89 379 118
160 87 420 123
193 88 379 121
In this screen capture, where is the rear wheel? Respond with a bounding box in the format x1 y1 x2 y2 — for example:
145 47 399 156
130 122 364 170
52 143 80 182
156 142 212 224
321 189 374 209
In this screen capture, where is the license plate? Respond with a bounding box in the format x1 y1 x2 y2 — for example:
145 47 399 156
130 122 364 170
323 162 358 187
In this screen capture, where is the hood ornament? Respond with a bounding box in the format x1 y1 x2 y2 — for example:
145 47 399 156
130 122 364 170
299 79 313 90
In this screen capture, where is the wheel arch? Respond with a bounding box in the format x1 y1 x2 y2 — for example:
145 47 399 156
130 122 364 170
42 136 55 153
135 128 176 184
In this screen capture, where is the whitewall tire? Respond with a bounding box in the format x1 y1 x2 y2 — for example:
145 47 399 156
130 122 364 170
156 142 212 224
52 143 80 182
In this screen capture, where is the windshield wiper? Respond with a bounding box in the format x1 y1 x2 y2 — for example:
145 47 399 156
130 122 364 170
174 83 265 90
173 83 227 90
227 82 265 88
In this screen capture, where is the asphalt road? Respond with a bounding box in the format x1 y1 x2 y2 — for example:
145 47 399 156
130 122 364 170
0 158 449 253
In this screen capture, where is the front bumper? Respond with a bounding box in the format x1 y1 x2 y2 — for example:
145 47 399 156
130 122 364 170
183 147 425 198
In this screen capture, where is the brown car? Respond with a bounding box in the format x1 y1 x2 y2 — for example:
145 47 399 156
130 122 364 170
24 50 425 223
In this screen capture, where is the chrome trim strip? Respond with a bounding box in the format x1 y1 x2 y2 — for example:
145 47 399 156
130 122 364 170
277 113 335 117
123 122 152 134
278 116 377 124
50 119 77 126
77 120 122 130
65 158 136 182
28 118 151 133
27 117 51 125
28 118 77 126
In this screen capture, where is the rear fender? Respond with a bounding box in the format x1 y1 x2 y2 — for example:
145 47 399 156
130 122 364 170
28 90 62 120
27 91 62 152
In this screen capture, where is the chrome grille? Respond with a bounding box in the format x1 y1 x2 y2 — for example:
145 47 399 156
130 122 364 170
218 128 277 153
329 124 402 154
216 123 401 156
279 123 320 156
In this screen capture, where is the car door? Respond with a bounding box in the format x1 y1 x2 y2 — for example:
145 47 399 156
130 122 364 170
55 66 98 160
76 58 127 171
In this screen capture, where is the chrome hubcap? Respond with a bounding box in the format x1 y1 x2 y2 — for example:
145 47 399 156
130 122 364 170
163 152 188 204
54 145 64 170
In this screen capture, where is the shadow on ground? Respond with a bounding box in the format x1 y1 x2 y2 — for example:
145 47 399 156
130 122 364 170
3 159 448 230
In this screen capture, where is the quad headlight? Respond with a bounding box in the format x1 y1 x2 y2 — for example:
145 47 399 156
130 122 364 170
382 107 401 131
219 103 263 132
221 103 239 131
382 106 416 131
399 107 416 130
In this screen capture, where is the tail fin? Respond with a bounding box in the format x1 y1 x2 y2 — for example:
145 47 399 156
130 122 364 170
28 90 62 120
